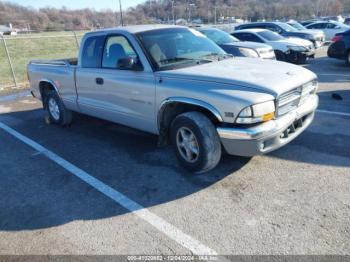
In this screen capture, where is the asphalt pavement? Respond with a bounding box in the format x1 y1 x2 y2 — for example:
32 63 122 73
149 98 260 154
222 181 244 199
0 47 349 256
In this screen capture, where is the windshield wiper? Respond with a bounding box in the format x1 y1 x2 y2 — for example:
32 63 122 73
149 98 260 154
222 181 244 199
159 57 212 65
200 52 233 61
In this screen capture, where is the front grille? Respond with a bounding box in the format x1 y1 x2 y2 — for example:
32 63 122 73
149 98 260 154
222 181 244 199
277 81 317 116
277 88 302 116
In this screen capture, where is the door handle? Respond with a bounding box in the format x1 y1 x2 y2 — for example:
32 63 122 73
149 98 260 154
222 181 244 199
96 77 104 85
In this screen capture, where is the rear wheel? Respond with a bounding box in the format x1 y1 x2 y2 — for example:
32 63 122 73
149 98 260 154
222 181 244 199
346 50 350 65
170 111 222 173
45 90 72 126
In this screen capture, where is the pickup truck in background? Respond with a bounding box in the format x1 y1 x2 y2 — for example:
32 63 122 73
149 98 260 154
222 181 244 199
27 25 319 173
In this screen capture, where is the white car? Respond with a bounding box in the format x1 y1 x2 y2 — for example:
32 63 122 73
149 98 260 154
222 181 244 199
232 28 315 64
306 21 350 41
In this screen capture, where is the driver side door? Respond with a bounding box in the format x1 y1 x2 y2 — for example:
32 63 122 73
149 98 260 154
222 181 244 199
76 34 157 133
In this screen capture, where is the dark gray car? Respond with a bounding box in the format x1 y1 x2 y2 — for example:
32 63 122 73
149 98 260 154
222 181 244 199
235 22 322 48
197 28 275 59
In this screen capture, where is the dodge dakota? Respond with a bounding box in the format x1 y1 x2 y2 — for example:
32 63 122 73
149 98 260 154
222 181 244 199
27 25 319 173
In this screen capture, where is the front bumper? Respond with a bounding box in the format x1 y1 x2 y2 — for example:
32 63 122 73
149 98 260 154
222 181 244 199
217 94 318 157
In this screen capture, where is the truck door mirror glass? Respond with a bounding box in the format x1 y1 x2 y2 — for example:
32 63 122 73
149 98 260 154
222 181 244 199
117 57 143 71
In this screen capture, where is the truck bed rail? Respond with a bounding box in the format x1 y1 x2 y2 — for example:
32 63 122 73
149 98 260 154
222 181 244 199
29 58 77 67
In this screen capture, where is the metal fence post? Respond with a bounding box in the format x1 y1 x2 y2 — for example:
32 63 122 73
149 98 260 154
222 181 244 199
1 35 18 88
73 31 80 50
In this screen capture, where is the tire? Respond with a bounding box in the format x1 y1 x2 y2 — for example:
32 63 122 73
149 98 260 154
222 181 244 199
296 53 307 64
170 111 222 173
346 50 350 65
45 90 72 126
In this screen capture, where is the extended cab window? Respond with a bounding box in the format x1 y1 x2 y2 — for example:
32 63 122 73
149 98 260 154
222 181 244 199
102 35 137 69
81 35 104 68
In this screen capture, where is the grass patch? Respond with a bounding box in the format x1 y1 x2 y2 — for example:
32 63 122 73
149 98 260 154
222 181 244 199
0 31 86 91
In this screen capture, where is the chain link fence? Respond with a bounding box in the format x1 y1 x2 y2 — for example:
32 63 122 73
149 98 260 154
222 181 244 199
0 31 86 91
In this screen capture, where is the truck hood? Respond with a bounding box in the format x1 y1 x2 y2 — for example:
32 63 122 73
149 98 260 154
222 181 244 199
157 57 316 97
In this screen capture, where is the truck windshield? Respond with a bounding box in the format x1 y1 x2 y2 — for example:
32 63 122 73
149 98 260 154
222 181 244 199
137 28 227 71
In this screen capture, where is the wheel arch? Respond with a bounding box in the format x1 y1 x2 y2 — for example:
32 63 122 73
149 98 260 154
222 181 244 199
157 97 223 146
38 79 61 108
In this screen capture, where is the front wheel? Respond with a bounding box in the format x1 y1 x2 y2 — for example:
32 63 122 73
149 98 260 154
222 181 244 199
170 112 222 173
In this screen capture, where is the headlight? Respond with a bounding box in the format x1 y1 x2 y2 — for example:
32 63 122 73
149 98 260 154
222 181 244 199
287 45 307 52
238 47 259 58
236 101 275 124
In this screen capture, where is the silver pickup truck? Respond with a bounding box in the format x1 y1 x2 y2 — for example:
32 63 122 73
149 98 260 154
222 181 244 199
28 25 319 173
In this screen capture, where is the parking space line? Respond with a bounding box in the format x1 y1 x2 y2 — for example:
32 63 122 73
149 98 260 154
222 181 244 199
317 109 350 117
0 121 217 256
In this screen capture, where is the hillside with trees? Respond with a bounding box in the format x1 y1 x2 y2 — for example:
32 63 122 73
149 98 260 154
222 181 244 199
0 0 349 31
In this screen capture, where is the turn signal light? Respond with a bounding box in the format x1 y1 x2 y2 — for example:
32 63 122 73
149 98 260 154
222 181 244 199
262 112 275 122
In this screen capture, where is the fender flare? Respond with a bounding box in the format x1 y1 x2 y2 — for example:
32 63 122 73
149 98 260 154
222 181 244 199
38 78 61 99
157 97 223 131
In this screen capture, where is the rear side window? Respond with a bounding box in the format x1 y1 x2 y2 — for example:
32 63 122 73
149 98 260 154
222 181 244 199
327 23 337 29
81 35 105 68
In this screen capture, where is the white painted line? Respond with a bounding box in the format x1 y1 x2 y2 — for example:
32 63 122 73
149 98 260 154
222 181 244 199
317 109 350 117
0 121 217 256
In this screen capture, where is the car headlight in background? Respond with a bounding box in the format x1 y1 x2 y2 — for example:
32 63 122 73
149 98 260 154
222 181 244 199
287 45 308 52
238 47 259 58
236 101 275 124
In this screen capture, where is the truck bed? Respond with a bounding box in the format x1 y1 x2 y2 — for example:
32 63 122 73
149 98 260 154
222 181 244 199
28 58 78 111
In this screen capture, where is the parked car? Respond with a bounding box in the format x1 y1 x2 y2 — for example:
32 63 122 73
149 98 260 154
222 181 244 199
345 17 350 25
27 25 319 173
306 21 350 41
327 29 350 65
196 27 276 59
235 22 321 48
232 29 315 64
287 20 325 48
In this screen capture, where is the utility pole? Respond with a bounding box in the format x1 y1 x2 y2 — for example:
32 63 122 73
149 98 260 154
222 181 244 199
119 0 124 26
214 6 217 24
171 0 175 24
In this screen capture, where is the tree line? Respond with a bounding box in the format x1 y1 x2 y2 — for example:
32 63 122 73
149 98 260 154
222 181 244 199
0 0 349 31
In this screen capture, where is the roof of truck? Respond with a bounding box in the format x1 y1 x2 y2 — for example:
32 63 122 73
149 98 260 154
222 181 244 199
87 24 186 35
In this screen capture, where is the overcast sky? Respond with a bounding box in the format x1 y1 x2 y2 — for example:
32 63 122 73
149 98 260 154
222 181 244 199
7 0 145 11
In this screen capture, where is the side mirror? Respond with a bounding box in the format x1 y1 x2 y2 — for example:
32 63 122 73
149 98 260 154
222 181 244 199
117 57 143 71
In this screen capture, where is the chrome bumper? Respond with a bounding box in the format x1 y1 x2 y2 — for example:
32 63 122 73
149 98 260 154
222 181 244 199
217 94 318 156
